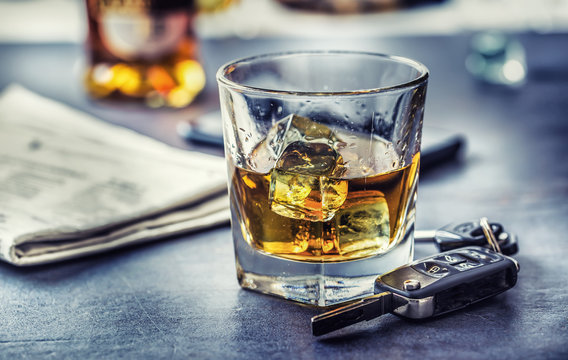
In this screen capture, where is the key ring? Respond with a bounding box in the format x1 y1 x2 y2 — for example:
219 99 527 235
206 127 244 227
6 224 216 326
480 217 502 253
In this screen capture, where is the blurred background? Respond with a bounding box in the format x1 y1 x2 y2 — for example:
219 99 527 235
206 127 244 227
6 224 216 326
1 0 567 106
0 0 567 42
1 0 566 111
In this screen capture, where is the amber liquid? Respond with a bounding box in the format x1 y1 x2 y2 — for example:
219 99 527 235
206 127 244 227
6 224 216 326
230 152 419 262
84 0 205 108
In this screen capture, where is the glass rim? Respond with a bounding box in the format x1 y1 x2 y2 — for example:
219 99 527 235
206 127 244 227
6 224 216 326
216 50 429 96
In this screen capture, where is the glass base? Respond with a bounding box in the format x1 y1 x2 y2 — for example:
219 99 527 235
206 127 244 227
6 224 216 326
233 221 414 307
237 268 379 307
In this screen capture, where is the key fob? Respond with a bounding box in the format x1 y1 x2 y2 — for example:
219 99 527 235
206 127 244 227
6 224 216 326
436 220 503 249
433 220 518 255
374 246 519 319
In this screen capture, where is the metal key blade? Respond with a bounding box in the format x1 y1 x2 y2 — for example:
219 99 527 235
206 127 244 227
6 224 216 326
311 292 393 336
480 217 502 253
414 230 437 243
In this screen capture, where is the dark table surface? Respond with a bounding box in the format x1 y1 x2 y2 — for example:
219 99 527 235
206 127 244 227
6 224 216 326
0 32 567 359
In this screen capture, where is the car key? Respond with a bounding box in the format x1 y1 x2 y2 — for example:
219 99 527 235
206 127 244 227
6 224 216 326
311 246 519 336
414 217 519 255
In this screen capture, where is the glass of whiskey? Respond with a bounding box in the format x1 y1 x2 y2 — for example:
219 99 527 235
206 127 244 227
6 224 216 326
217 51 428 306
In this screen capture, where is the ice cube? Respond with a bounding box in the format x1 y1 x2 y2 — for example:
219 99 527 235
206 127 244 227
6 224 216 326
275 141 338 175
285 114 340 144
334 191 391 256
269 141 347 222
249 119 290 173
261 222 314 255
249 114 341 173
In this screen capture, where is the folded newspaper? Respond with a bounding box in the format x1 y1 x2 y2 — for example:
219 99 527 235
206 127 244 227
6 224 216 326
0 85 230 266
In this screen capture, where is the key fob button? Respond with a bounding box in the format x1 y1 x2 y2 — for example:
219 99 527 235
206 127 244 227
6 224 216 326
479 248 503 262
434 254 468 265
453 261 483 272
413 262 450 278
460 249 502 263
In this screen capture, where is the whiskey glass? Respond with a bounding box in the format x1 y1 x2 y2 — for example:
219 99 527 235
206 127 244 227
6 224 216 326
217 51 428 306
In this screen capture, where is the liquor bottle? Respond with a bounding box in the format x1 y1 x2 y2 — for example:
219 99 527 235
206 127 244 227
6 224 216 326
84 0 205 108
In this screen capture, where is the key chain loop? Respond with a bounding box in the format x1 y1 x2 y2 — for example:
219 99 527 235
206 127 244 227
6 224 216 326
479 217 502 253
